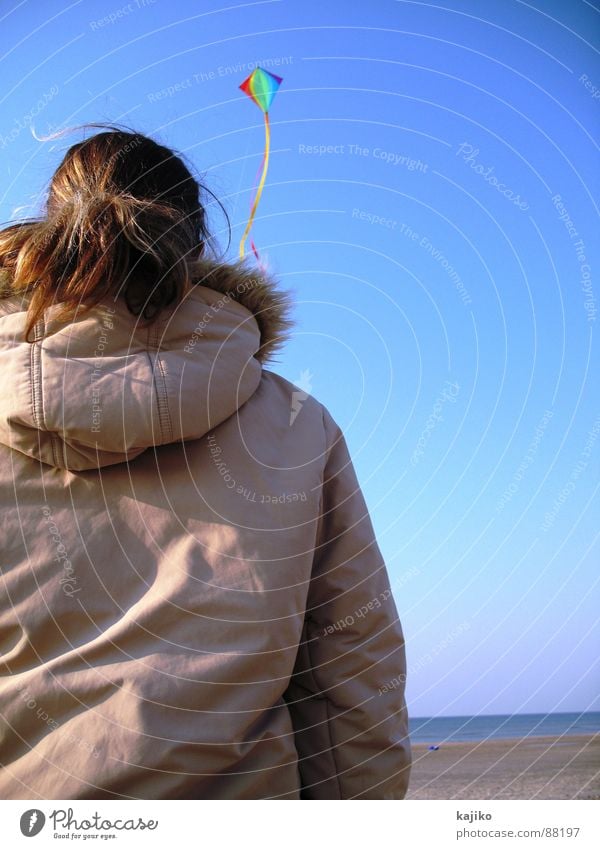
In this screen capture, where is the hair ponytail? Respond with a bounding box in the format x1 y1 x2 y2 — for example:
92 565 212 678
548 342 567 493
0 126 225 341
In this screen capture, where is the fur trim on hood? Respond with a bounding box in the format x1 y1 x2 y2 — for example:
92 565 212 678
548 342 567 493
0 257 296 470
187 256 295 366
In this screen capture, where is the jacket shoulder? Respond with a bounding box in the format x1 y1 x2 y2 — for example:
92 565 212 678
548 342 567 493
260 368 336 434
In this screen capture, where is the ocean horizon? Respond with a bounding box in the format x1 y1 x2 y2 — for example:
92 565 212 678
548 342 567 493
408 711 600 744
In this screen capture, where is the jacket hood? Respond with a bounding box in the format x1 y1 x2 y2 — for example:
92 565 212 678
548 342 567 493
0 257 294 471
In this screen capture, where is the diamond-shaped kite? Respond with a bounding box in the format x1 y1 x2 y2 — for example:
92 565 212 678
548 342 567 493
238 67 283 263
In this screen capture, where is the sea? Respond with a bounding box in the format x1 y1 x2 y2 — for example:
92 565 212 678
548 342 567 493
409 712 600 744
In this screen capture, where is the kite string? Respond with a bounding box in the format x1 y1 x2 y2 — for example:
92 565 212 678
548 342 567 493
249 154 267 268
248 147 267 263
248 140 267 218
239 111 271 260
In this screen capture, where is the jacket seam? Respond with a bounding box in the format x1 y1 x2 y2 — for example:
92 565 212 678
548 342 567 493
147 322 173 444
155 354 173 442
320 404 343 796
30 317 61 468
325 701 343 799
304 616 343 799
306 459 344 801
29 334 40 430
309 404 330 578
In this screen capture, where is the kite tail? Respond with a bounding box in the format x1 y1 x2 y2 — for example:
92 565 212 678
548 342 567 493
239 111 271 262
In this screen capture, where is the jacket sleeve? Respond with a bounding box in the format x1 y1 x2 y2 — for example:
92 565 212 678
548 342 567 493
283 407 412 799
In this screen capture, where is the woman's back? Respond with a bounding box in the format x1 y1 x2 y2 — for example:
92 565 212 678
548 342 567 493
0 127 410 799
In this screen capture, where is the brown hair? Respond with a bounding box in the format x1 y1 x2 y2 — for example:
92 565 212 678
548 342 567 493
0 123 229 341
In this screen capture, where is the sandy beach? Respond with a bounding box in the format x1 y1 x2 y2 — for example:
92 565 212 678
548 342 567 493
406 733 599 799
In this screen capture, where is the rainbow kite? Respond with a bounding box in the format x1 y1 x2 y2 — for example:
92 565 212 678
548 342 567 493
238 66 283 262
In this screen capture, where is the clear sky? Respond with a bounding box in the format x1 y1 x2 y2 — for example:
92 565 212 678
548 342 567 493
1 0 598 718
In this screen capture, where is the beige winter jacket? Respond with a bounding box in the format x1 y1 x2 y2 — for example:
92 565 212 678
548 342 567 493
0 257 411 800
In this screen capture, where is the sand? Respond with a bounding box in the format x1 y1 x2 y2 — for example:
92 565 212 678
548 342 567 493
406 733 600 799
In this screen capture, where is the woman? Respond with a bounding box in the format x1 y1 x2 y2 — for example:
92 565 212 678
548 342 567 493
0 126 411 799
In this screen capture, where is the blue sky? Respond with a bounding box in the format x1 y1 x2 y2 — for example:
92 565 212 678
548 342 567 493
1 0 598 718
